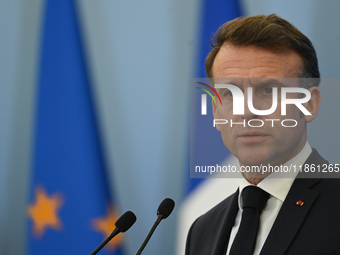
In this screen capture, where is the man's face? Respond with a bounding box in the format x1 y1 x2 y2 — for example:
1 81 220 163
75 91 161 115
212 44 316 167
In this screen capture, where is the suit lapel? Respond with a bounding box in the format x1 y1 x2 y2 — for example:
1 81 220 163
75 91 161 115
260 178 319 255
260 149 327 255
211 189 239 255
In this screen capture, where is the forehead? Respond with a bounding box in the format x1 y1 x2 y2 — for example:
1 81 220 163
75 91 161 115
212 44 303 79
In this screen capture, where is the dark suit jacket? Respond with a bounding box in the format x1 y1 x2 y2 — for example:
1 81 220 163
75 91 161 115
185 149 340 255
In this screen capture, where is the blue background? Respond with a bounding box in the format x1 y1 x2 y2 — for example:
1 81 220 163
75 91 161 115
1 0 340 254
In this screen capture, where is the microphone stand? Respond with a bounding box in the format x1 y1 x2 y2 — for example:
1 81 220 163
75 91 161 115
135 214 163 255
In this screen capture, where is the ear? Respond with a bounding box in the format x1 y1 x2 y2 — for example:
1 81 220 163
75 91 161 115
212 98 221 131
304 86 321 123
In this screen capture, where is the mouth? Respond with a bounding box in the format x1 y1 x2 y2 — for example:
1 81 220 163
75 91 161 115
239 132 268 137
238 132 269 143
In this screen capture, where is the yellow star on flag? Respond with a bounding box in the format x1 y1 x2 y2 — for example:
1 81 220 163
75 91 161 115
92 206 122 251
27 186 63 238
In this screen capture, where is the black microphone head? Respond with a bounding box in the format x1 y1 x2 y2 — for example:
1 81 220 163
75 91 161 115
157 198 175 219
115 211 137 232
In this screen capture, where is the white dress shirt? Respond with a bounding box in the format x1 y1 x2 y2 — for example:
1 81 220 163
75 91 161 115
226 142 312 255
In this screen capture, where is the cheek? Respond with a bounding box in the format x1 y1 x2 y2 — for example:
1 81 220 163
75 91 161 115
219 102 231 112
276 119 305 144
220 127 233 149
221 124 237 145
216 106 233 120
282 102 306 117
270 104 303 121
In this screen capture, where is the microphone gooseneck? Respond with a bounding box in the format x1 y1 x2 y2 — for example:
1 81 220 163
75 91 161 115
91 210 137 255
135 198 175 255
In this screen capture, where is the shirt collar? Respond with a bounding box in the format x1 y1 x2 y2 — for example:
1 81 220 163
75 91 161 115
238 142 312 208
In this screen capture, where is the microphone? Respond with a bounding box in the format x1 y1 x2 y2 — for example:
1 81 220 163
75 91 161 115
91 210 136 255
135 198 175 255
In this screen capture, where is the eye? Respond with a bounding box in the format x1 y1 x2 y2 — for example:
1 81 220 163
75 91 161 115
264 87 273 94
225 90 233 97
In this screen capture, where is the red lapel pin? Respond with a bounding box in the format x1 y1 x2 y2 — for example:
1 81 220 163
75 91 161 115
296 200 304 206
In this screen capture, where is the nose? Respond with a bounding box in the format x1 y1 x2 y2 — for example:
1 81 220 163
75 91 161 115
241 88 259 120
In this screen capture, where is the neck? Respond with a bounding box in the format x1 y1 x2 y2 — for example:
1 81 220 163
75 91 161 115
244 177 265 186
241 170 272 185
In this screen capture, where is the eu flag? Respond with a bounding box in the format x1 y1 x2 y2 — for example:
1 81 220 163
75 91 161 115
27 0 125 254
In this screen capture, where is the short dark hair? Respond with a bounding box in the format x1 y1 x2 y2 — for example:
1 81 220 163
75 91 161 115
206 14 320 88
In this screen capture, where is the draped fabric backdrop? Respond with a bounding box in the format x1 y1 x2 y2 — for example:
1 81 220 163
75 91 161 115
27 1 125 254
1 0 340 254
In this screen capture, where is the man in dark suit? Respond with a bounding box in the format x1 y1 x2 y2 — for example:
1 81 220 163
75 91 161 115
186 14 340 255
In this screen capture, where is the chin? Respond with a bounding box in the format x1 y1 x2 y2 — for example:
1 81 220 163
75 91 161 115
237 153 270 166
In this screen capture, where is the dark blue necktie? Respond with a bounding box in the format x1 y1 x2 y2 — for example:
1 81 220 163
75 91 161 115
229 186 269 255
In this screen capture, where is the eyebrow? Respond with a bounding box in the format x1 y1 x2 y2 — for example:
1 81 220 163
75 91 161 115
214 78 286 90
255 78 286 88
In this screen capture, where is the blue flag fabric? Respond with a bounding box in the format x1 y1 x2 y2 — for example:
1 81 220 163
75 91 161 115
189 0 241 191
27 1 124 254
